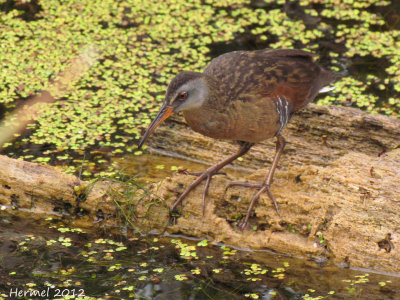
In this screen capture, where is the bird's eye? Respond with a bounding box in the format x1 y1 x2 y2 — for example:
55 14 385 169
177 92 188 100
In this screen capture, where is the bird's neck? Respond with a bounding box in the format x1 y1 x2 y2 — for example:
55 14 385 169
182 81 231 140
199 74 224 109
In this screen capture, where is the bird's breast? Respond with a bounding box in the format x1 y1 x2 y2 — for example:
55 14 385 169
183 97 281 143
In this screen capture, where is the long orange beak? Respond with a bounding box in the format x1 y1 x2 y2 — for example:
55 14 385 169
138 105 174 149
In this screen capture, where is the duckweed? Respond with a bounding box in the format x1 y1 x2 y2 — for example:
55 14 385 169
0 0 399 178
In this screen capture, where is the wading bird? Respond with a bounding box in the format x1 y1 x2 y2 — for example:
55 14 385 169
139 49 334 229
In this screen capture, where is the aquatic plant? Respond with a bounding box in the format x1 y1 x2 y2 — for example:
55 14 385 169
0 0 398 177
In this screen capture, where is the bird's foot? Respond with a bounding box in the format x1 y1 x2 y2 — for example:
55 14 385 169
226 181 280 230
171 167 226 216
237 218 251 231
169 142 254 223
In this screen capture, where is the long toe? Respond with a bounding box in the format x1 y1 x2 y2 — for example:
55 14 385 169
238 220 250 231
171 168 223 213
187 170 226 176
226 180 263 191
201 174 213 215
234 183 281 230
265 185 280 216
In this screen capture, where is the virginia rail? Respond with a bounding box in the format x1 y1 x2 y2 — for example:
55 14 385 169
139 49 334 229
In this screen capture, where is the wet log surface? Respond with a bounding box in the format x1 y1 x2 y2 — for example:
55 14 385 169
0 104 399 275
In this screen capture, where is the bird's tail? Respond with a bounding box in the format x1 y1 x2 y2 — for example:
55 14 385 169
318 85 336 93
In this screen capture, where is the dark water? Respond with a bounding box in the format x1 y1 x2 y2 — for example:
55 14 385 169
115 151 252 182
1 1 400 299
1 213 399 299
1 0 400 179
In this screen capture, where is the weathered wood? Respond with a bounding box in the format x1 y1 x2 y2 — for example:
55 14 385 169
149 104 400 169
0 104 399 275
0 155 120 229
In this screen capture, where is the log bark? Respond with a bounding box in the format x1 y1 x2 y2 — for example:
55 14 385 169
0 104 399 275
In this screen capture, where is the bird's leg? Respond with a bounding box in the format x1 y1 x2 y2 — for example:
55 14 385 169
226 135 286 230
171 142 254 215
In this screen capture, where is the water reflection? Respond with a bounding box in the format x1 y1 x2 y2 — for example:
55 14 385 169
116 149 252 182
1 215 399 300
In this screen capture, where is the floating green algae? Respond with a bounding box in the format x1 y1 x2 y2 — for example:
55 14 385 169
0 0 399 177
1 215 399 299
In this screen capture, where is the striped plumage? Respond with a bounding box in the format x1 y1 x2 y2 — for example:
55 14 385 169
139 49 334 229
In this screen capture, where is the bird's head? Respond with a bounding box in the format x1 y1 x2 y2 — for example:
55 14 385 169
138 71 208 148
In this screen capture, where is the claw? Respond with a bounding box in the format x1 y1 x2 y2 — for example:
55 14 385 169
171 169 219 214
170 168 223 213
266 186 280 216
231 135 286 230
169 210 181 225
170 142 254 216
236 183 281 230
238 220 249 231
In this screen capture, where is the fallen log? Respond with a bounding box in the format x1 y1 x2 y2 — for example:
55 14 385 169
0 104 399 275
